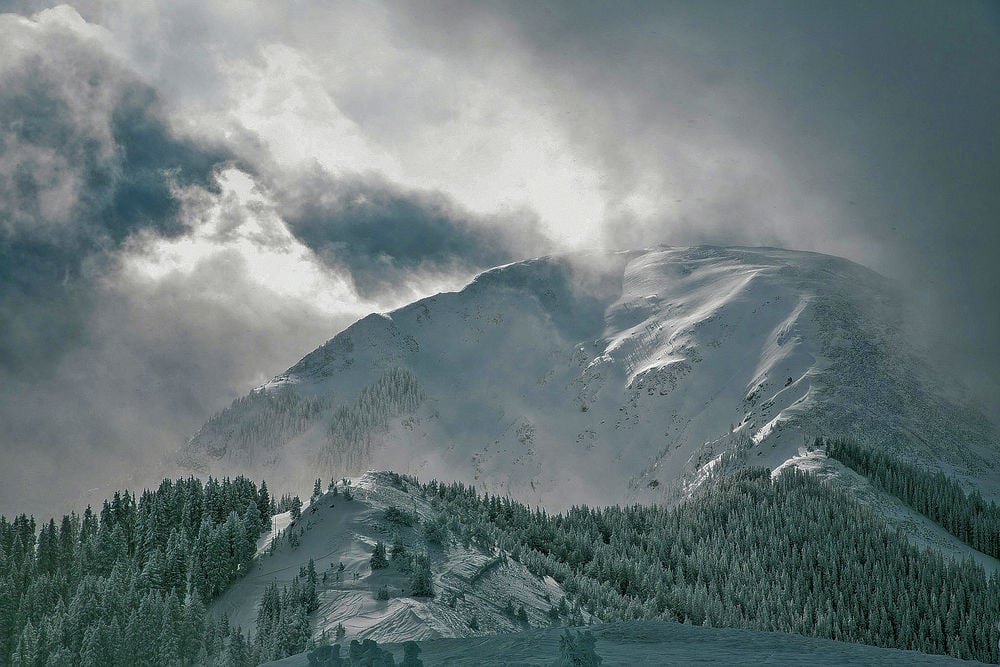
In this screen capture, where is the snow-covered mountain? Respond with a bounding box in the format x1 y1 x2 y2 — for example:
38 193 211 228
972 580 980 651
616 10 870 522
213 471 580 646
181 245 1000 508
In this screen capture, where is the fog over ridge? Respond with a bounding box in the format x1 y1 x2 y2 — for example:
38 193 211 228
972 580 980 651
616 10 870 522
0 1 996 517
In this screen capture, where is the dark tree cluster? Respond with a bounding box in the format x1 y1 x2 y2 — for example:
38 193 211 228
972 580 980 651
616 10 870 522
192 385 328 464
421 468 1000 662
0 475 273 665
553 629 602 666
826 437 1000 558
275 494 304 520
320 369 423 473
306 638 422 666
253 559 319 662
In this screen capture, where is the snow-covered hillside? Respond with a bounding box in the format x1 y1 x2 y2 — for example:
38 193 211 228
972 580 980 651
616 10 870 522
182 246 1000 509
211 472 580 646
267 620 990 666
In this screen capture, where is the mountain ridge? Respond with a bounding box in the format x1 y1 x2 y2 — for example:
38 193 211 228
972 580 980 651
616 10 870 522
180 245 1000 508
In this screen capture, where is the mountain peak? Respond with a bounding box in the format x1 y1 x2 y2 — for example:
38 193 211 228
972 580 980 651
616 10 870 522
182 245 999 509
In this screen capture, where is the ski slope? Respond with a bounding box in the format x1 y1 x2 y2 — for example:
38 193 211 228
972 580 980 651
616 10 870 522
183 246 1000 510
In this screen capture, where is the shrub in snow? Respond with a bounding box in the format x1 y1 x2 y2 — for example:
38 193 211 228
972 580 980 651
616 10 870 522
370 541 389 569
552 629 602 666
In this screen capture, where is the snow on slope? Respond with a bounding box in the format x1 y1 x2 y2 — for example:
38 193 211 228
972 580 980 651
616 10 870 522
211 472 578 645
266 620 990 666
772 444 1000 575
182 245 1000 510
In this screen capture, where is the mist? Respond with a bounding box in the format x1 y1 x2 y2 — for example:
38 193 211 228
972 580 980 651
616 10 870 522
0 1 996 517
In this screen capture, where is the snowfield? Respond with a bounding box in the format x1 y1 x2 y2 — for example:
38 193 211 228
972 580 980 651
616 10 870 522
183 244 1000 529
264 619 991 666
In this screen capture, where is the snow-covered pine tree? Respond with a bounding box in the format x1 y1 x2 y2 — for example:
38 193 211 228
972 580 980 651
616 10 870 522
409 553 434 597
370 541 388 570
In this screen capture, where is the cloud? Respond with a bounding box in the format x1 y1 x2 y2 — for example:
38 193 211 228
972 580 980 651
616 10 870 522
0 6 558 516
0 1 996 515
391 0 1000 409
0 9 328 516
273 167 551 300
0 7 231 372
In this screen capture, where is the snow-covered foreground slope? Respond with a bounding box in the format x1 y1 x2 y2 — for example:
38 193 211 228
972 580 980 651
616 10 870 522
211 472 578 646
182 245 1000 508
265 620 990 666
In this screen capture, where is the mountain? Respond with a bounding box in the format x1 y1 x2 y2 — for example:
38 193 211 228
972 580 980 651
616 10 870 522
242 464 1000 663
180 245 1000 509
212 471 583 650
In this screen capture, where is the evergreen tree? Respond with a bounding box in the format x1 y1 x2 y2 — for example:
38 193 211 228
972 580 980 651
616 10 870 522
390 534 407 562
553 630 602 666
400 641 423 667
370 542 388 570
409 554 434 597
517 604 529 625
306 559 319 612
257 481 273 531
222 626 251 667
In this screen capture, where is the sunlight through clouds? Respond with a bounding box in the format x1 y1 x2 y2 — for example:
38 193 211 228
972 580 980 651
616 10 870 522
122 168 369 317
0 0 996 519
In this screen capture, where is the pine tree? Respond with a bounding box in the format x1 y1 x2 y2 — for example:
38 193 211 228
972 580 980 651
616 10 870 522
257 481 273 531
517 604 529 625
222 626 251 667
390 534 407 562
400 640 423 667
553 629 602 666
370 541 388 570
306 559 319 612
409 554 434 597
79 621 111 667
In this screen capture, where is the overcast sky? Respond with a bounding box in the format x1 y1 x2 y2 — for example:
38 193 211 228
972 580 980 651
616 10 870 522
1 0 997 517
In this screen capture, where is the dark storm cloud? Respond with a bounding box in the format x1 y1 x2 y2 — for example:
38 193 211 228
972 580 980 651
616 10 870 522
0 17 231 373
0 7 554 517
275 169 551 299
396 0 1000 409
0 11 243 516
1 0 996 517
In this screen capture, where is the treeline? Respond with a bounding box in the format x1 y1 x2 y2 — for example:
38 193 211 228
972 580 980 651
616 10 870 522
319 368 423 473
191 385 327 465
253 561 319 662
422 468 1000 662
0 475 274 666
825 437 1000 559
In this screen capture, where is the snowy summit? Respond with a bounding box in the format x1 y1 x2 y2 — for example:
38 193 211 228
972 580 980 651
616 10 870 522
182 245 1000 509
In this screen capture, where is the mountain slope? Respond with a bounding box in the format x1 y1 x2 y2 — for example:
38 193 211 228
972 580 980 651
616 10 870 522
181 245 1000 509
211 472 580 646
266 620 990 667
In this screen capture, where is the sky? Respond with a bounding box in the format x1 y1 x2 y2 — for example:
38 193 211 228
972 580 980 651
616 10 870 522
0 0 997 517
